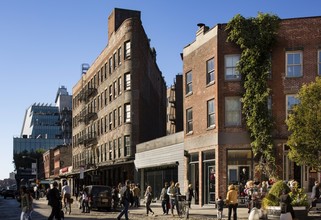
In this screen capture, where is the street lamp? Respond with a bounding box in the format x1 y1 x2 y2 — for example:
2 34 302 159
22 155 38 182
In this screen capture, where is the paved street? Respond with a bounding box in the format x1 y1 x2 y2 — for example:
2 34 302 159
1 196 321 219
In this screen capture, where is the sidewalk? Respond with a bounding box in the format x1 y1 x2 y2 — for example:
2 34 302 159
128 202 250 219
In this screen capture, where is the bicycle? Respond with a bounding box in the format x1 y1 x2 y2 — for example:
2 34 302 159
177 195 189 219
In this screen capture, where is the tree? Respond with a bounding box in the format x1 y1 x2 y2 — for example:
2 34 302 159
226 13 280 178
286 77 321 171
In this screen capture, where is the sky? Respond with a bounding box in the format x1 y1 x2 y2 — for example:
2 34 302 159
0 0 320 180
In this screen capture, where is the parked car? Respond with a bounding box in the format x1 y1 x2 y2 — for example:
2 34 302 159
84 185 112 211
3 189 16 199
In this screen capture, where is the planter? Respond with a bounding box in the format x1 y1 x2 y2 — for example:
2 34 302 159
266 206 307 220
292 206 308 220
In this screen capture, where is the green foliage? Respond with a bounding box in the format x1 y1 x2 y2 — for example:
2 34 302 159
286 77 321 171
289 187 309 207
226 13 280 177
262 180 290 208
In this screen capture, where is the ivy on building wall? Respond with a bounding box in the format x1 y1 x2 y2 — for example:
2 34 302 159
226 13 280 178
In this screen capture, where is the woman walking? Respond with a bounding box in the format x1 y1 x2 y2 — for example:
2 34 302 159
144 185 155 216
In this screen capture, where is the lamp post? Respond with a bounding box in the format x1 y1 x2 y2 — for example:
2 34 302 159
22 155 38 183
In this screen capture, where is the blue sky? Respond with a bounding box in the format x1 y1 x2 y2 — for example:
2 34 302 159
0 0 320 180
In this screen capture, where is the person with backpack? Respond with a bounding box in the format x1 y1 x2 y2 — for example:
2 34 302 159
117 180 131 220
48 181 62 220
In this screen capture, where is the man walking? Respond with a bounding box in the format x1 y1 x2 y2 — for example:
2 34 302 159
48 181 62 220
117 180 131 220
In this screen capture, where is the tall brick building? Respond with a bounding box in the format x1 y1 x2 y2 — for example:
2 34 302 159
71 8 166 189
182 16 321 205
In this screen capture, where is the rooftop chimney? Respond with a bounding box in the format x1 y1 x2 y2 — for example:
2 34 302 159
196 23 209 38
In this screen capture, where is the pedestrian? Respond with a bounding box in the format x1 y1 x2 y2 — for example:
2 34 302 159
279 189 294 220
160 182 169 215
117 180 131 220
133 183 141 207
48 181 62 220
81 187 90 213
216 195 224 220
20 185 32 220
186 184 194 208
144 185 155 216
61 181 71 214
310 181 320 210
226 184 238 220
167 180 179 216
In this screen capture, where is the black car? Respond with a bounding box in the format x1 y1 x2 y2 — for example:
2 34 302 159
84 185 112 211
3 189 16 199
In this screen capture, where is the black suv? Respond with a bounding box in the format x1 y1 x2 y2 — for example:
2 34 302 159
3 189 16 199
85 185 112 211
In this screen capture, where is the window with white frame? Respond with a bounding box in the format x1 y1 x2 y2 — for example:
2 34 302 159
186 71 192 94
109 141 112 160
207 58 215 84
109 85 112 102
286 94 299 118
124 135 130 156
125 41 131 59
113 81 117 99
113 109 117 128
286 51 302 77
207 99 215 128
225 97 242 126
124 73 131 90
113 52 117 69
113 139 117 159
118 137 122 158
186 108 193 133
118 47 122 66
118 106 122 126
118 77 122 95
109 57 112 74
125 103 131 122
318 50 321 76
109 112 112 130
225 54 241 80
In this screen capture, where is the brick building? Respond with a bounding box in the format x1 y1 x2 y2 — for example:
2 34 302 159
71 8 166 190
182 16 321 205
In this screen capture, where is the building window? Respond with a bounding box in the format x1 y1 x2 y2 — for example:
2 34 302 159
109 112 112 130
113 139 117 159
124 41 131 59
206 58 215 84
118 106 122 126
104 89 108 106
318 50 321 75
225 97 242 126
118 77 122 95
118 47 122 66
186 108 193 133
109 141 112 160
286 51 302 77
225 54 240 80
124 73 131 90
286 94 299 118
104 62 108 79
124 135 130 156
186 71 192 95
118 137 122 158
109 85 112 102
113 109 117 128
113 52 117 70
125 103 131 123
113 81 117 99
207 99 215 128
109 57 112 74
104 115 107 132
